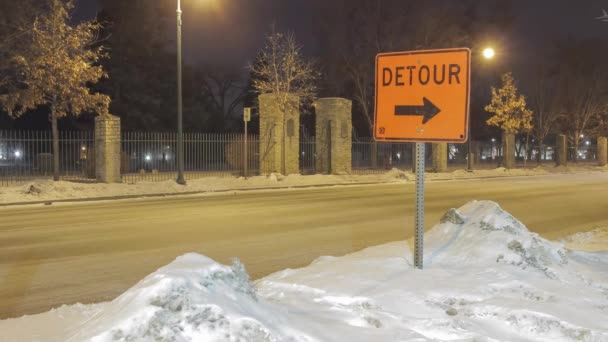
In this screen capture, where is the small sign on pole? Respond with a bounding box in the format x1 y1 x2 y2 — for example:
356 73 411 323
243 108 251 122
374 48 471 269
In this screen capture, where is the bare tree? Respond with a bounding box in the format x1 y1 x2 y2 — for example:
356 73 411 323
0 0 110 180
249 29 318 174
554 43 608 162
529 66 563 164
202 68 246 131
315 0 482 137
0 0 46 89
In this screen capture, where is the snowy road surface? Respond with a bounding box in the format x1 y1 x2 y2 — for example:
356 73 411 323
1 173 607 319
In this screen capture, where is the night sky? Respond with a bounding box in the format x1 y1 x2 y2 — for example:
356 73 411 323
72 0 608 70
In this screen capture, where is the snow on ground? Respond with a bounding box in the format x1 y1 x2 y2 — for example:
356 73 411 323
1 200 607 341
1 165 596 205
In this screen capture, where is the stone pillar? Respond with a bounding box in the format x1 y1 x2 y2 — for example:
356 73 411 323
502 131 515 169
556 134 568 166
598 137 607 167
95 115 121 183
315 98 353 175
468 140 480 169
259 93 300 175
431 143 448 172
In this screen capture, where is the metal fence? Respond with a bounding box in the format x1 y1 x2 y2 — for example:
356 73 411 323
121 132 260 183
352 140 442 173
300 136 315 174
1 130 605 186
0 130 94 186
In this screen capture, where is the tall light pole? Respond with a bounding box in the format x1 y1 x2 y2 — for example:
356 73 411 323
176 0 186 185
468 46 495 172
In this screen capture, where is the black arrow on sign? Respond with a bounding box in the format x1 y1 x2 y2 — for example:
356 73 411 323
394 97 441 124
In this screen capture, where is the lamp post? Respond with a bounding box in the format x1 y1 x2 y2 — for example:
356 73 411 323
176 0 186 185
468 46 495 172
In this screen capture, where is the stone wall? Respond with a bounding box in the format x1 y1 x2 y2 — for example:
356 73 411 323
556 134 568 166
315 98 352 174
468 141 480 169
259 93 300 175
95 115 121 183
431 143 448 172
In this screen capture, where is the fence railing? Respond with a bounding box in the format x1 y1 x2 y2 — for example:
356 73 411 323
0 130 94 186
300 136 315 174
121 132 260 183
1 130 605 186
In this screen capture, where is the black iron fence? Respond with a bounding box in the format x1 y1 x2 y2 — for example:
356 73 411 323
300 136 315 174
0 130 94 186
0 130 605 186
121 132 261 183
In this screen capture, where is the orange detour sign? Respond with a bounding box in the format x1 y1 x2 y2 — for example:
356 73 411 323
374 48 471 143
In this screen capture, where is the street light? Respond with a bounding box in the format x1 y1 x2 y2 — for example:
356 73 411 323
482 47 495 60
176 0 186 185
468 46 496 172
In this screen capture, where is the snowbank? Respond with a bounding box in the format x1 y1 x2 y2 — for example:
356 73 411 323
0 173 380 204
1 166 590 205
1 201 607 341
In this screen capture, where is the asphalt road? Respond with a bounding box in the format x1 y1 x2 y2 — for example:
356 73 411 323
1 172 608 319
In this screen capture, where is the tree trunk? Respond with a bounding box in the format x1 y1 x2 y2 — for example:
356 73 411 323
51 114 60 181
537 138 544 165
573 134 580 163
524 132 530 168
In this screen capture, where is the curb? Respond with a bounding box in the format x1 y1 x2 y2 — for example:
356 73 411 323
1 170 605 208
0 180 395 208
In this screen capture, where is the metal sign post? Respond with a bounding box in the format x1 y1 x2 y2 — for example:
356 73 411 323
243 108 251 179
373 48 471 270
414 142 425 269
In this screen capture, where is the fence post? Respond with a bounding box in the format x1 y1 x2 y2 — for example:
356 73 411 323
556 134 568 167
95 115 121 183
502 131 515 169
259 93 300 175
598 137 607 167
315 98 353 175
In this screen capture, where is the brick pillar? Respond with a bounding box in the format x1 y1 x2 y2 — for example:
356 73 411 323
502 131 515 169
315 98 352 175
556 134 568 166
259 93 300 175
95 115 121 183
598 137 607 167
432 143 448 172
468 140 480 168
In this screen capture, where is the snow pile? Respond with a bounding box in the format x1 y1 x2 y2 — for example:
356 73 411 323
2 201 607 341
67 256 314 342
259 201 608 341
383 167 414 180
0 167 604 205
0 174 376 204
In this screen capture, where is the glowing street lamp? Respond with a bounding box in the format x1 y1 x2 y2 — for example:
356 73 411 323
483 47 495 60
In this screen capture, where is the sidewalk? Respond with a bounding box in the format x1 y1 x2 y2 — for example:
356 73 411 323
0 165 606 206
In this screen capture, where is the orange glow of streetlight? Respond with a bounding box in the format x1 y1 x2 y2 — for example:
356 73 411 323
482 47 495 59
